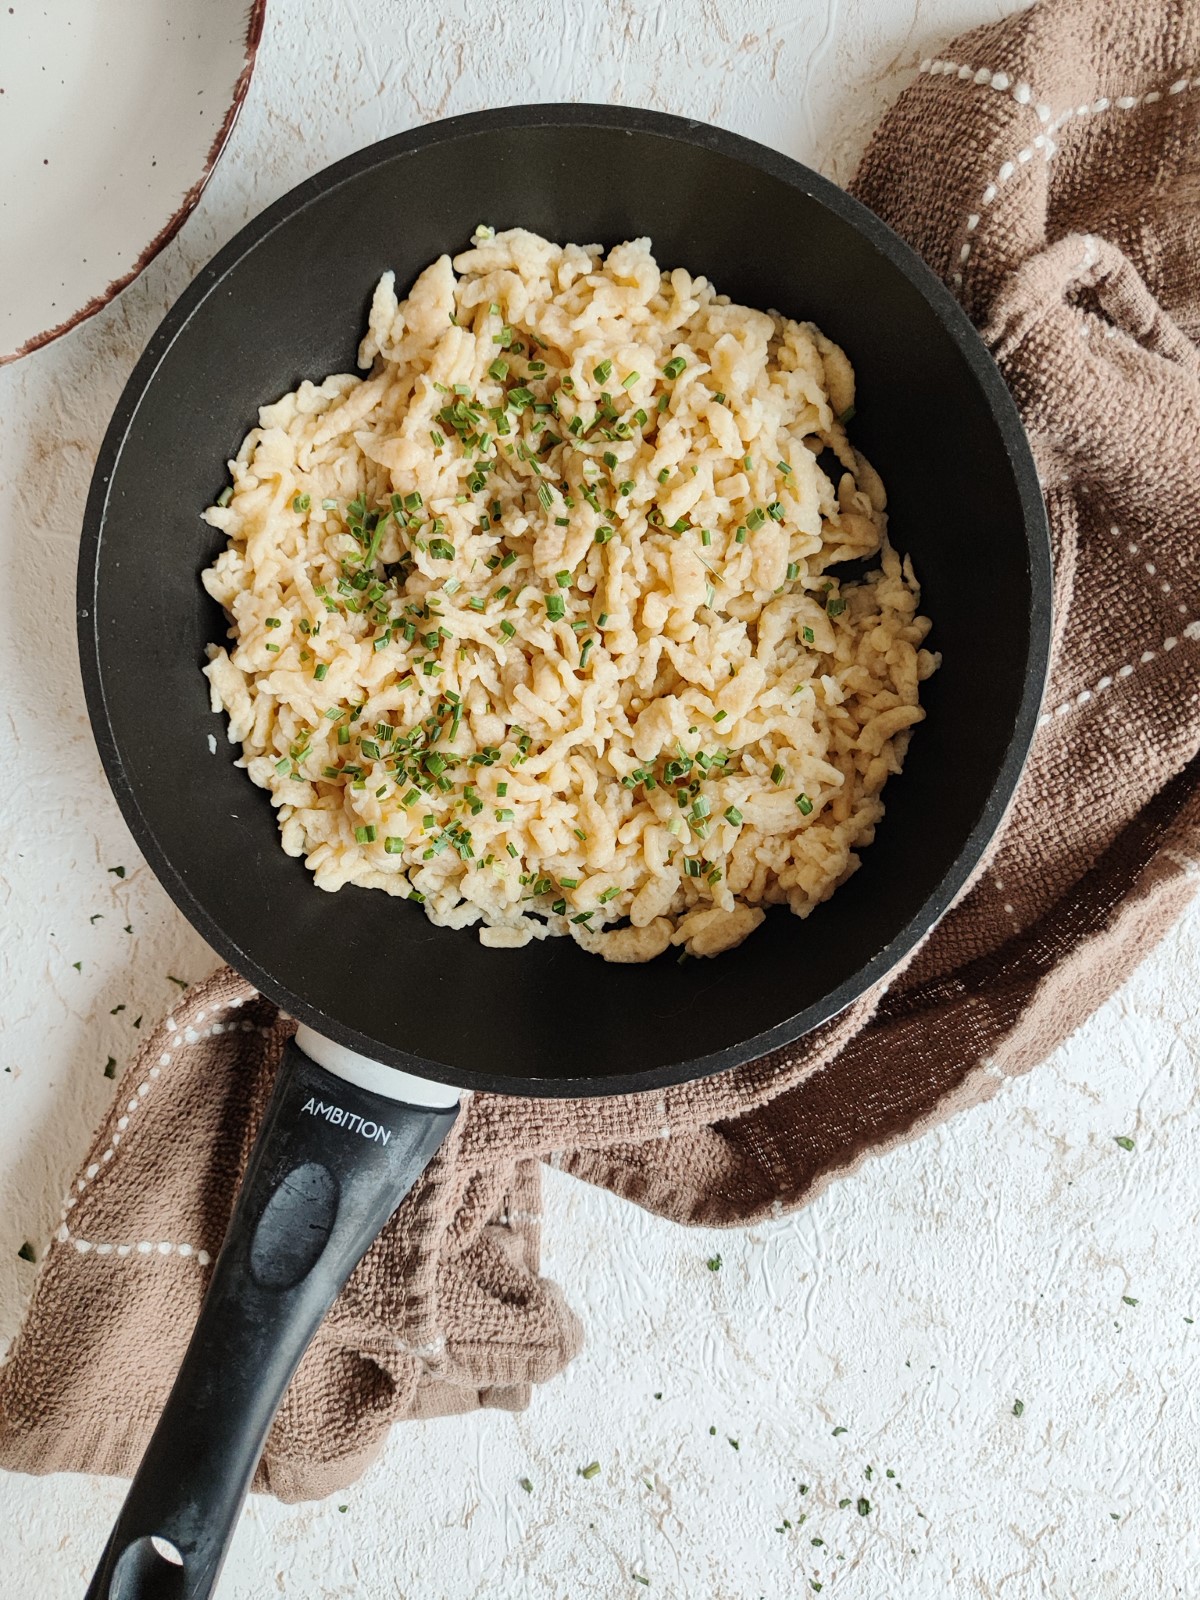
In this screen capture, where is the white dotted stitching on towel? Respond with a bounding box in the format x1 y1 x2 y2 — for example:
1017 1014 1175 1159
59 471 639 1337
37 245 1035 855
946 69 1200 290
1037 622 1198 726
918 58 1045 116
390 1334 446 1360
500 1209 544 1227
59 1009 274 1218
54 1225 211 1267
992 874 1020 931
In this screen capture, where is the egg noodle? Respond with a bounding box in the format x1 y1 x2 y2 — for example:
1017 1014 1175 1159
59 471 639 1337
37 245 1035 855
202 229 936 961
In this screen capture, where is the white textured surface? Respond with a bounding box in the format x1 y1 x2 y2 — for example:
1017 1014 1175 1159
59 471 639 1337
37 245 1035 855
2 1 1198 1596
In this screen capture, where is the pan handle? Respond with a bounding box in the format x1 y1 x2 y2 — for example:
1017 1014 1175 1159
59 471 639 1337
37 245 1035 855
84 1034 458 1600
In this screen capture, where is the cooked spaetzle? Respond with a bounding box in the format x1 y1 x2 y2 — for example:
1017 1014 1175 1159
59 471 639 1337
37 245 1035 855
202 229 936 960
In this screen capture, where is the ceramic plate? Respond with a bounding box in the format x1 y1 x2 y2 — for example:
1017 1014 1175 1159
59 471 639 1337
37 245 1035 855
0 0 266 364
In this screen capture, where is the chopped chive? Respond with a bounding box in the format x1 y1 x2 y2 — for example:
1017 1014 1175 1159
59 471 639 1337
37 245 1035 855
216 485 233 507
579 638 594 668
657 394 669 412
597 612 609 626
745 507 766 531
802 625 815 644
594 525 614 545
488 357 509 381
663 356 686 379
734 526 747 545
632 407 648 427
724 805 742 825
767 501 784 522
771 763 785 785
313 662 328 681
506 843 519 857
786 562 800 581
592 359 613 384
796 793 814 815
701 528 712 546
292 492 311 512
555 570 571 588
777 460 793 476
621 371 640 390
265 616 282 629
712 390 726 405
545 593 566 621
683 858 701 878
618 479 635 496
713 709 727 723
826 596 846 617
384 836 404 854
500 619 516 638
657 467 670 484
838 403 856 425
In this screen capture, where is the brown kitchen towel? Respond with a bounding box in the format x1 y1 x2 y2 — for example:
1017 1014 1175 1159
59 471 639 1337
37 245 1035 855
3 0 1199 1503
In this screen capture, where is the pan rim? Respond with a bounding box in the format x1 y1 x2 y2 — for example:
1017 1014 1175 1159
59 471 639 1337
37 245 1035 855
77 101 1052 1098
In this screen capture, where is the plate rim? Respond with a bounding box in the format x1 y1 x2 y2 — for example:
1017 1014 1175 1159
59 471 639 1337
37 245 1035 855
0 0 268 367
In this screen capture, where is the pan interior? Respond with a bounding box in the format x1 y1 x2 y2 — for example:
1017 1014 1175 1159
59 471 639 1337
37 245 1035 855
81 109 1048 1094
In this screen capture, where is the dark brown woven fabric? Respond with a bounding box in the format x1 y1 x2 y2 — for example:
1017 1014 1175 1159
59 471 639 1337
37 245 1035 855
2 0 1198 1501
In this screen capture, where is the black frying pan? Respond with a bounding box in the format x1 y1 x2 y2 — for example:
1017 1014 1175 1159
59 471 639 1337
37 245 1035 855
76 105 1050 1599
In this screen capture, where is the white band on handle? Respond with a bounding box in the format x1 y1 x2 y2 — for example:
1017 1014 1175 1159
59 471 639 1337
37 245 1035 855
295 1024 460 1109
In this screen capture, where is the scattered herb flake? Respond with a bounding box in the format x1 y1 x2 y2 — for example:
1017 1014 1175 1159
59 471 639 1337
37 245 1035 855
832 1426 848 1436
857 1498 871 1517
519 1477 533 1494
17 1242 36 1263
706 1254 722 1272
1012 1399 1025 1416
166 975 189 991
108 865 126 878
579 1461 601 1480
1114 1136 1135 1151
104 1056 117 1078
